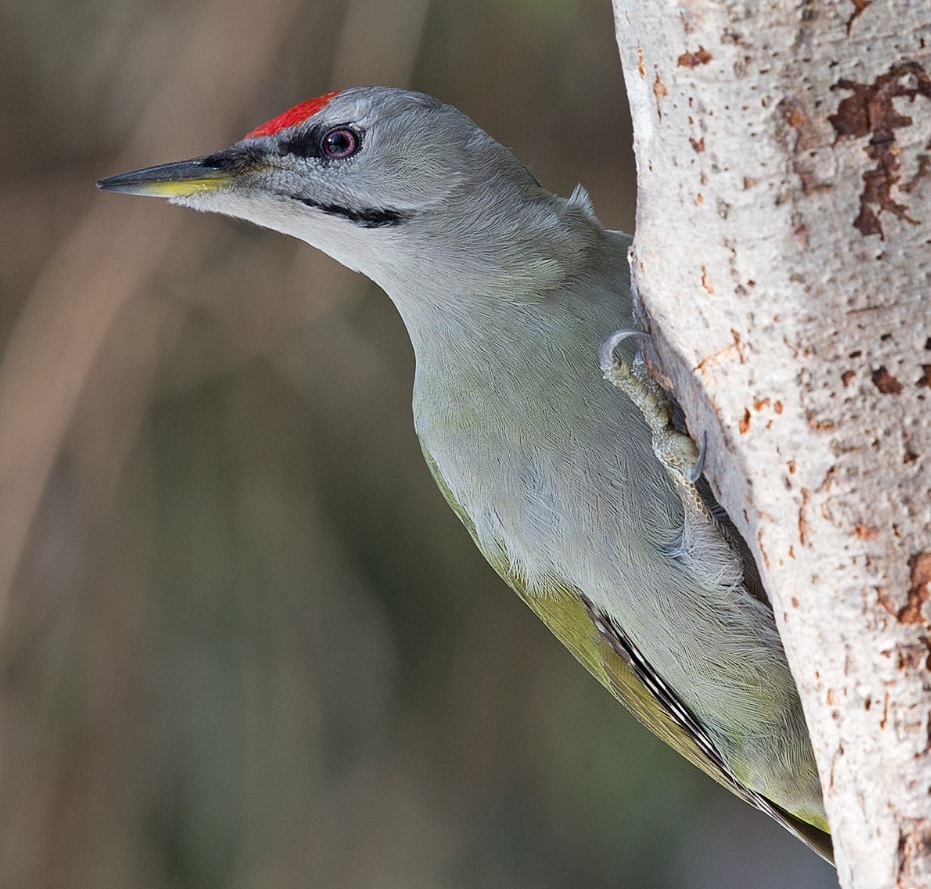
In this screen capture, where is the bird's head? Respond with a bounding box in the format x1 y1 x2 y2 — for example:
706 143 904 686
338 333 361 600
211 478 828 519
98 87 552 287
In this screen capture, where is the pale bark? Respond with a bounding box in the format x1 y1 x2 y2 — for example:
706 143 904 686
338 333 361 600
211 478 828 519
611 2 931 886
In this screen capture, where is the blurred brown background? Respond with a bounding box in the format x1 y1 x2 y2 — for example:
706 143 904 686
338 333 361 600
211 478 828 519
0 0 838 886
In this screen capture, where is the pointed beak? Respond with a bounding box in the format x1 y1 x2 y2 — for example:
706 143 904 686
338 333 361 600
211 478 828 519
97 154 245 198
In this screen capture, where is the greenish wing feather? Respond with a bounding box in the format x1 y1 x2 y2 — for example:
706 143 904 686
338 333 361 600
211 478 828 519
494 582 828 862
420 447 738 791
421 445 834 864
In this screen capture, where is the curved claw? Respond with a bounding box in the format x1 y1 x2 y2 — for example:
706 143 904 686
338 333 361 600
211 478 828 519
599 328 651 373
687 430 708 484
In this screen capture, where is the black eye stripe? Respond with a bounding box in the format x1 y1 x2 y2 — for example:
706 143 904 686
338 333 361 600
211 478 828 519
279 124 362 160
278 125 323 158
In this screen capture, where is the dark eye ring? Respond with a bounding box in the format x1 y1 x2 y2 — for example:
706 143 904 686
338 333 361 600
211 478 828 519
321 127 359 159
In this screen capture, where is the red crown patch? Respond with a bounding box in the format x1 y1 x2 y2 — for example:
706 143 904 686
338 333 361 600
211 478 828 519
245 91 341 139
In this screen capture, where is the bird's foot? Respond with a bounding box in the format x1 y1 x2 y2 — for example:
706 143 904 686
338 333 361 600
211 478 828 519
600 330 705 488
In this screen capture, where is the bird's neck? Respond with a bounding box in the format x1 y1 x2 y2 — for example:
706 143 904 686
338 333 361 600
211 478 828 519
375 212 634 460
373 188 624 369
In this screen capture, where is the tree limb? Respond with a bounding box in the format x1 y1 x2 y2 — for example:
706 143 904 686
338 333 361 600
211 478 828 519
611 2 931 885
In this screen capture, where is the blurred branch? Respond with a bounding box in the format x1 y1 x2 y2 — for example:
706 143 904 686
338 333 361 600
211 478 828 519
0 0 301 623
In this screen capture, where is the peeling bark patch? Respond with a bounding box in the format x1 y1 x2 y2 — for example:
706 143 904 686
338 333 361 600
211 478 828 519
730 329 746 363
678 47 712 68
694 329 745 374
653 74 667 118
701 266 715 294
872 366 904 394
846 0 871 34
781 98 807 132
778 97 831 195
637 45 645 78
799 489 811 545
897 820 931 888
739 409 751 433
896 643 930 670
807 413 837 431
830 62 931 238
757 530 770 568
899 552 931 626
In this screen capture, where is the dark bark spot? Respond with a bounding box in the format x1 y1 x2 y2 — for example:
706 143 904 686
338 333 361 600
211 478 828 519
897 820 931 888
778 97 831 193
808 415 836 431
677 47 712 68
798 489 810 545
830 62 931 238
872 366 904 394
782 99 808 132
899 553 931 626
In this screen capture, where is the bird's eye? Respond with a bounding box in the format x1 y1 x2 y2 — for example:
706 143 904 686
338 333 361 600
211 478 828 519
321 127 359 159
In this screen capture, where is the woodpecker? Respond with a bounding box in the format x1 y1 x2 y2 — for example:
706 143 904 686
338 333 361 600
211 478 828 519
99 87 832 862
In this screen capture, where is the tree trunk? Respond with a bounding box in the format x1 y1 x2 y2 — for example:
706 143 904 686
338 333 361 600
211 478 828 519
611 2 931 886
